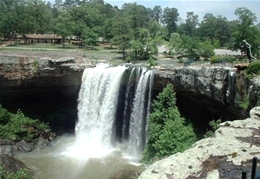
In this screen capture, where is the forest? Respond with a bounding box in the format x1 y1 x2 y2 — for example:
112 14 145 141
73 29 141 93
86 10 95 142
0 0 260 61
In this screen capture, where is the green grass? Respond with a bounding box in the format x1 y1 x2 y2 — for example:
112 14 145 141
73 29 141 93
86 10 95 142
1 42 121 56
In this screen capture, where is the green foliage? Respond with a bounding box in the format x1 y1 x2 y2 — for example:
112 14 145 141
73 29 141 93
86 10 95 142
0 165 32 179
83 28 98 49
210 55 237 64
247 61 260 75
0 105 50 141
198 41 215 59
142 84 197 163
204 119 222 138
238 95 250 110
148 57 157 68
230 7 260 54
0 104 10 125
129 28 161 61
111 16 134 60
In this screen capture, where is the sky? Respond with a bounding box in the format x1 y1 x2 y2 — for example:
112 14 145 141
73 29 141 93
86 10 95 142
49 0 260 23
105 0 260 22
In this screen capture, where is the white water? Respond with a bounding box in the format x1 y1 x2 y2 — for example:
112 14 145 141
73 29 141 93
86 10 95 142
17 64 154 178
63 64 127 160
127 68 154 160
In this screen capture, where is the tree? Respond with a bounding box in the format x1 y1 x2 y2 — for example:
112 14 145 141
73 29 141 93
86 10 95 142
198 13 217 44
129 28 161 61
142 83 197 163
185 12 199 36
161 7 179 39
54 11 73 48
82 28 98 49
169 32 182 54
69 3 102 40
152 5 162 23
111 16 134 60
179 35 201 60
230 7 260 56
122 3 149 39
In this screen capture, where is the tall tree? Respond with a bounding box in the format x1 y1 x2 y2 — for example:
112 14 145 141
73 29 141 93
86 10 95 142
142 83 197 163
122 3 149 39
184 12 199 36
69 2 101 40
54 11 73 48
111 16 134 60
161 7 179 39
152 5 162 23
230 7 260 55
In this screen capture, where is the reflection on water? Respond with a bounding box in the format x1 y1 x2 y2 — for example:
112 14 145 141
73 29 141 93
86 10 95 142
17 136 141 179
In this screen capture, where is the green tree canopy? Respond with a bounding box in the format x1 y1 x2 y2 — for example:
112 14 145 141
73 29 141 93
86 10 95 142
230 7 260 56
111 15 134 60
142 84 197 163
161 7 179 39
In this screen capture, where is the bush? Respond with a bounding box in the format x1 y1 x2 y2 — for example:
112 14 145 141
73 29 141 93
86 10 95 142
0 165 32 179
210 55 237 64
0 104 50 141
203 119 222 138
148 57 157 68
247 61 260 75
142 84 197 163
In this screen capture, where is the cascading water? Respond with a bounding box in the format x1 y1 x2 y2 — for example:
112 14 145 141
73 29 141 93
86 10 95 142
127 68 154 160
16 63 154 179
66 63 154 161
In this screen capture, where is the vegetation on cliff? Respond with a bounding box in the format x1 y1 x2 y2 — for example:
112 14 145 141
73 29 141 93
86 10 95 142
0 104 51 142
142 84 197 163
0 165 32 179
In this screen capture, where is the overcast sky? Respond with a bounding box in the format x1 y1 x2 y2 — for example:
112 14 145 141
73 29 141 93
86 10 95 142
48 0 260 23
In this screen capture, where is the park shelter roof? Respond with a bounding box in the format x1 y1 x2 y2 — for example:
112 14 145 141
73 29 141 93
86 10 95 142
24 34 62 39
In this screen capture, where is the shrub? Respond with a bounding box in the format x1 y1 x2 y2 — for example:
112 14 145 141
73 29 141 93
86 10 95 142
247 61 260 75
210 55 237 64
0 165 32 179
142 84 197 163
148 57 157 68
0 104 50 141
203 119 222 138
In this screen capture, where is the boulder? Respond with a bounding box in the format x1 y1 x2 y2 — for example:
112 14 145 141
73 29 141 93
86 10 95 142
0 139 17 156
17 140 34 152
0 154 33 176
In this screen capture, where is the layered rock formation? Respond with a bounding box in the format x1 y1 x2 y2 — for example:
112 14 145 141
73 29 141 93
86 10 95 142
153 66 260 120
0 55 259 131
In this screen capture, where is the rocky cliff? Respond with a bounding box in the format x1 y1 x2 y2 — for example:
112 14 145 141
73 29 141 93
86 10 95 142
0 55 260 132
153 66 260 120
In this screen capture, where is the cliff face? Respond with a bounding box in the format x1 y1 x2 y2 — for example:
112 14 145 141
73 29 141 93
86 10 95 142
0 55 87 134
0 55 85 99
153 66 259 120
0 55 259 132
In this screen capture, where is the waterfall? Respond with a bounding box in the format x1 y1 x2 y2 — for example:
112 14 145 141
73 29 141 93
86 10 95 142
66 64 153 161
127 68 154 160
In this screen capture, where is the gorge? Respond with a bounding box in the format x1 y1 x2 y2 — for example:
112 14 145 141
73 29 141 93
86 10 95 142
1 54 260 178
